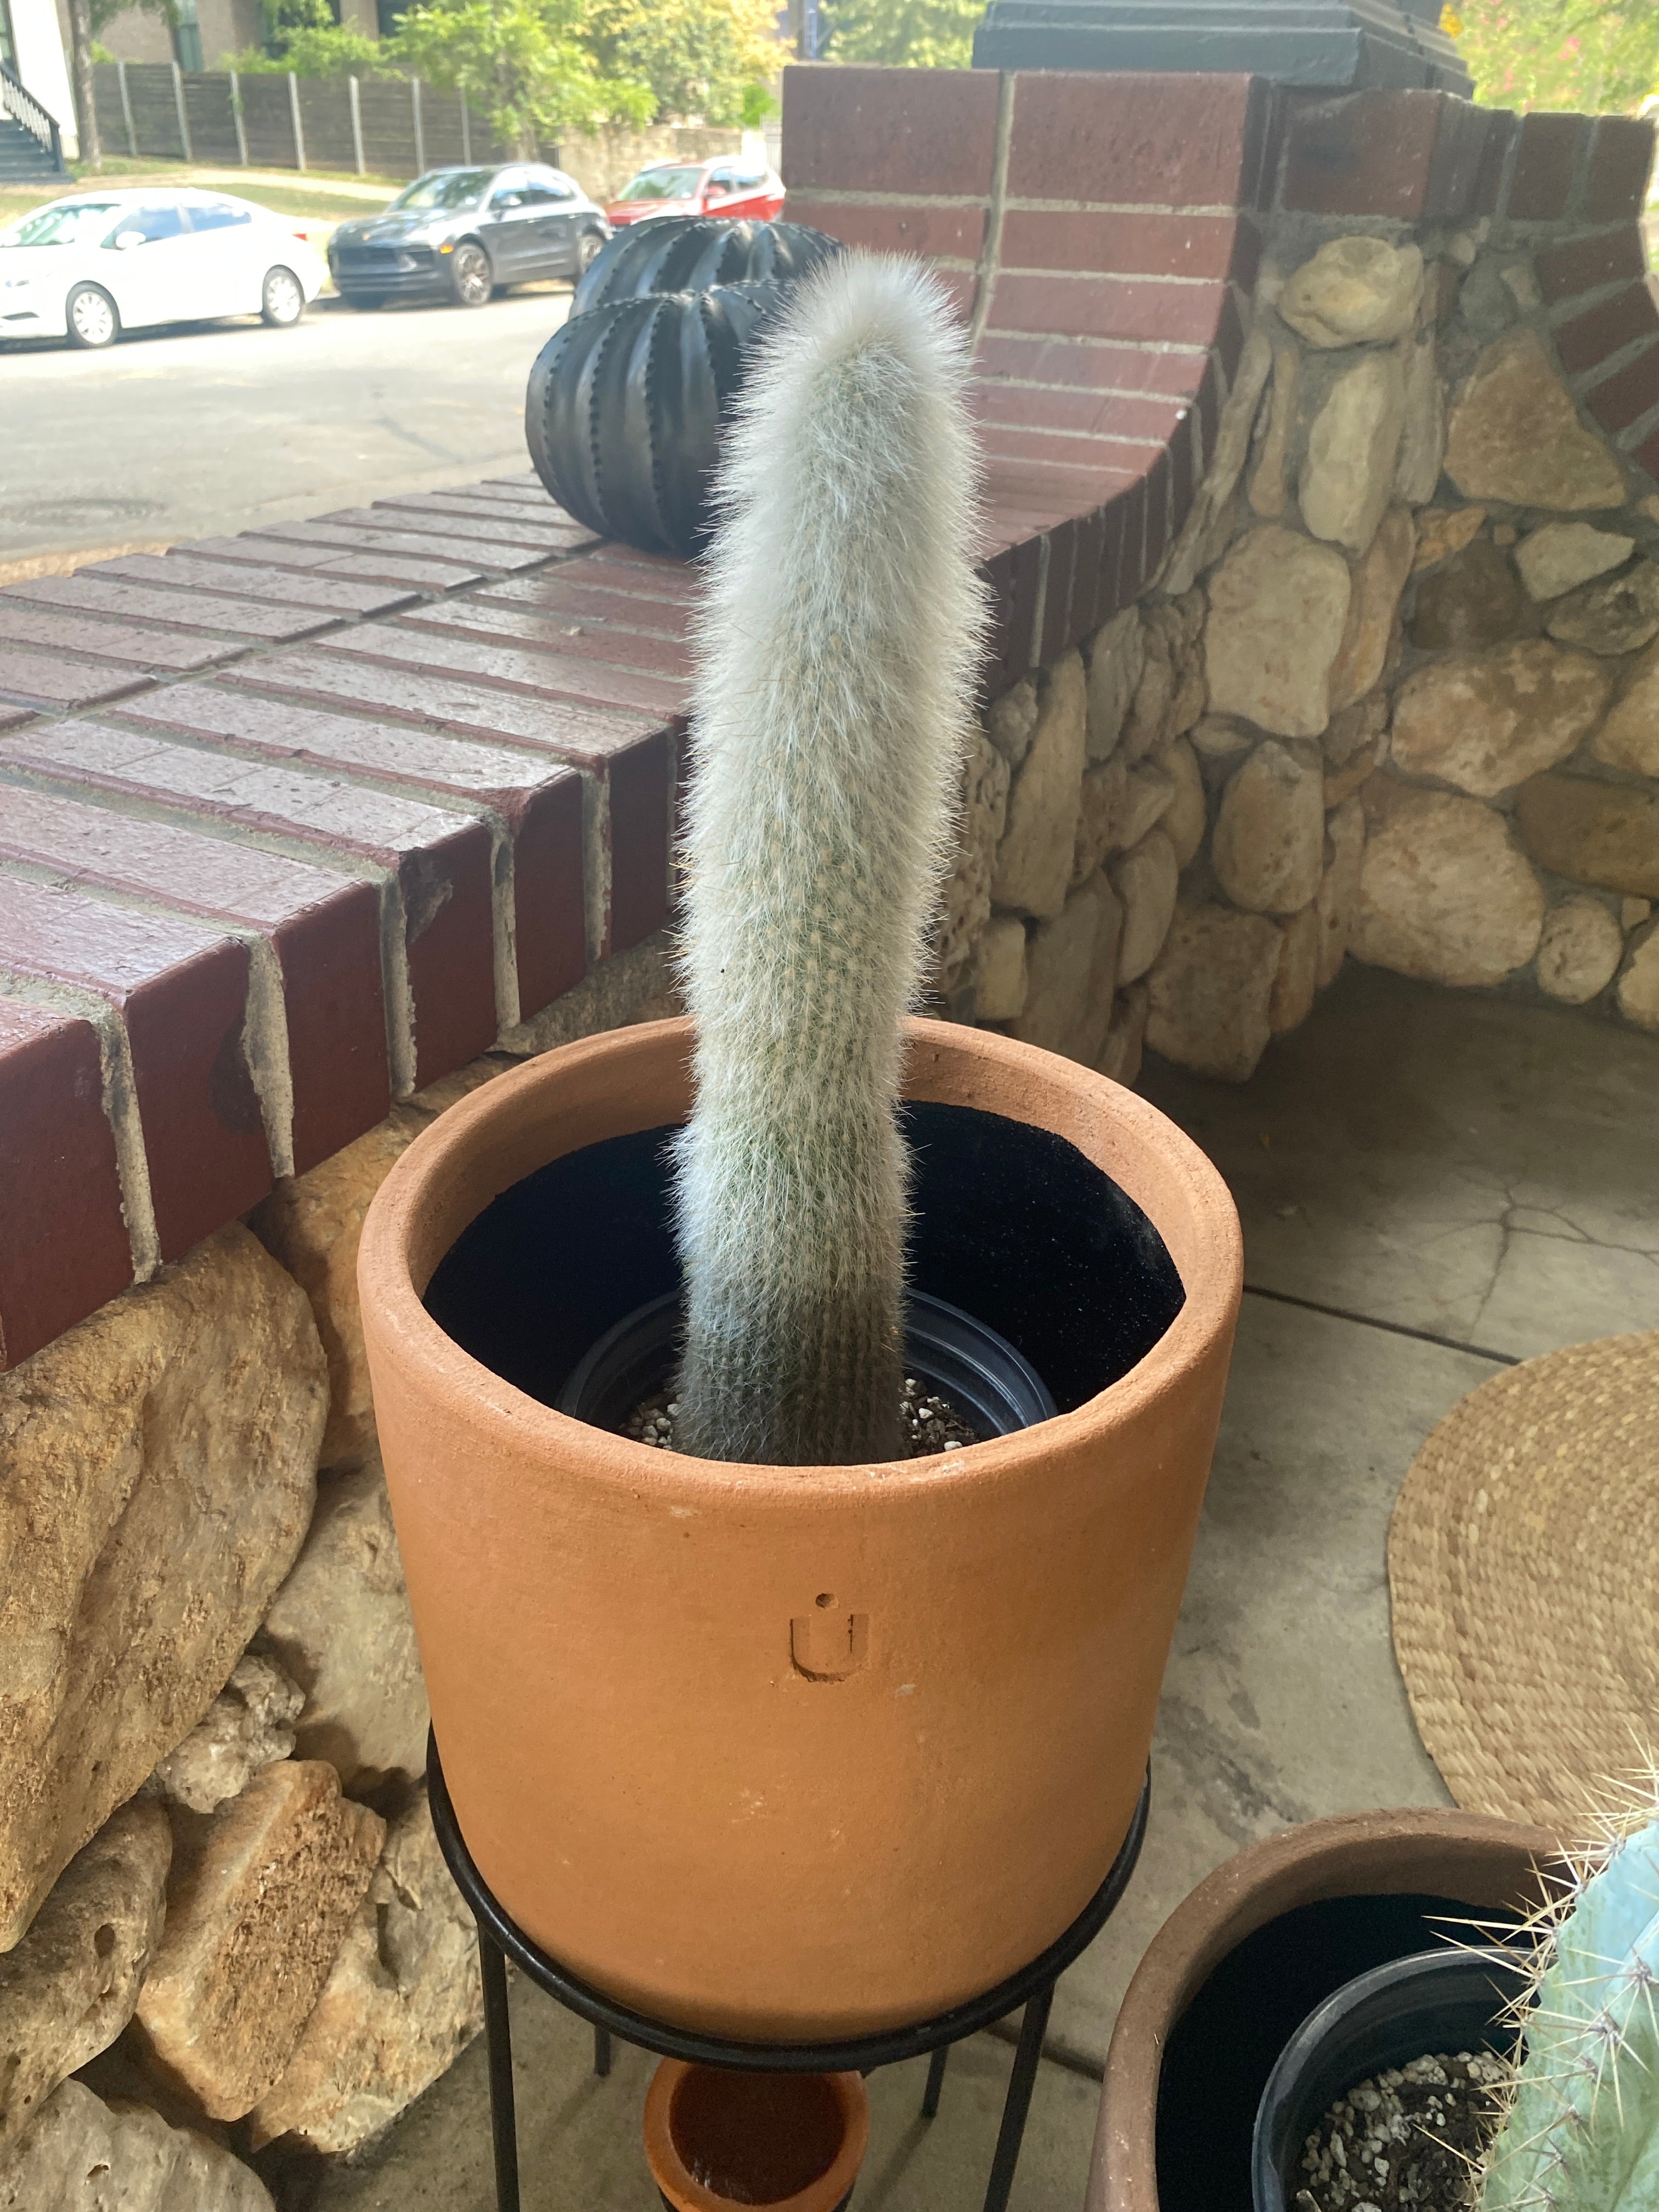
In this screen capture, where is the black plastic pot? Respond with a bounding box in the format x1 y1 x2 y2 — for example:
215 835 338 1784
525 279 789 555
1252 1945 1532 2212
558 1288 1058 1441
573 214 842 318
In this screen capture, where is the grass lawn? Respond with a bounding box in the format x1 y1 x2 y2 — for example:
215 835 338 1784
0 155 402 236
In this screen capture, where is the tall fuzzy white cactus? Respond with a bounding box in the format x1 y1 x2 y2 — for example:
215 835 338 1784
670 255 987 1466
1479 1811 1659 2210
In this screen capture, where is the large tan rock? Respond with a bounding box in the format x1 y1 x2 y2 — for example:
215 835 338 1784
984 678 1039 769
261 1460 429 1798
1270 905 1322 1034
990 650 1087 918
1118 761 1176 852
1166 327 1273 591
1329 505 1414 710
0 2078 273 2211
1595 642 1659 777
1122 617 1177 761
1249 341 1299 520
1110 831 1180 985
132 1760 385 2121
1160 736 1207 867
1394 329 1446 505
1212 741 1326 915
1205 527 1352 740
1145 901 1284 1082
1390 640 1613 798
1515 523 1634 601
0 1227 325 1951
247 1796 482 2155
1618 929 1659 1031
1352 786 1544 987
973 915 1028 1022
1316 796 1367 986
1514 774 1659 899
937 729 1011 995
1444 330 1627 510
1070 757 1128 887
1535 896 1625 1004
1545 560 1659 656
0 1803 171 2153
1279 236 1423 348
1010 873 1121 1066
1084 610 1144 761
1300 351 1408 555
148 1655 303 1816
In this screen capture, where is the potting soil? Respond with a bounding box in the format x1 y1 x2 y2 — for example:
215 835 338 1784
626 1375 983 1456
1296 2050 1508 2211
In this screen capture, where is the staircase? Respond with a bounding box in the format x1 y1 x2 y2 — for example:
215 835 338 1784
0 66 69 183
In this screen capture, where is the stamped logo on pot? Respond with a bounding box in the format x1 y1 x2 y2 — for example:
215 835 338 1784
791 1594 869 1680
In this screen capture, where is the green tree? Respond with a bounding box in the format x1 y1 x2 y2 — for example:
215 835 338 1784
223 21 386 71
1448 0 1659 111
582 0 781 125
385 0 652 153
819 0 981 67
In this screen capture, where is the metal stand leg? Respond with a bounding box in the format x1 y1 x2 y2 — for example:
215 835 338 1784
594 2024 613 2078
981 1985 1053 2212
479 1930 521 2212
922 2044 950 2119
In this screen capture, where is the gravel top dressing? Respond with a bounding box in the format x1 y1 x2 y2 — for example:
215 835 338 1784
627 1375 984 1457
1295 2050 1509 2212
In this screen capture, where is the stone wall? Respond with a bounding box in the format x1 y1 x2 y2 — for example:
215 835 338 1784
934 213 1659 1084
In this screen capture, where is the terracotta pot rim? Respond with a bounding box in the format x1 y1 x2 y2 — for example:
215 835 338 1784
642 2062 871 2212
358 1014 1243 1502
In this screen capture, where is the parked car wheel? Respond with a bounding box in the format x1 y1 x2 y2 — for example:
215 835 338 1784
574 229 606 278
261 266 306 327
450 243 493 307
65 282 119 349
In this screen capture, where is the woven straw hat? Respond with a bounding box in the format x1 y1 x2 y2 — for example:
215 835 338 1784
1389 1330 1659 1829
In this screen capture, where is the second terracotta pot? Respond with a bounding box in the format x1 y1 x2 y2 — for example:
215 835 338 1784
358 1017 1242 2040
645 2063 869 2212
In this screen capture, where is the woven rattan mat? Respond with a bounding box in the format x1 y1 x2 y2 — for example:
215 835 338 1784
1388 1330 1659 1828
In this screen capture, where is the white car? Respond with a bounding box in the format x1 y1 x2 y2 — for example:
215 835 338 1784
0 188 328 351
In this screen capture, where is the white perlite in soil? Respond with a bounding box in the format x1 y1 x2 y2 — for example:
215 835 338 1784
628 1375 983 1458
1296 2049 1509 2212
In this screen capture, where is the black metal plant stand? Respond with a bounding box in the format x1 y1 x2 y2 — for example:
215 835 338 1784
428 1740 1149 2212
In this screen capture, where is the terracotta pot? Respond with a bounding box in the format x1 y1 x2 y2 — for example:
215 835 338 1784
643 2063 869 2212
1086 1807 1565 2212
358 1016 1242 2040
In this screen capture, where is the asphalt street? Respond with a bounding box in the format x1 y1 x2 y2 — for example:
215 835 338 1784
0 285 574 568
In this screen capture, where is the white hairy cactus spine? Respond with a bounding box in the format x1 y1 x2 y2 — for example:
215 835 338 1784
671 253 988 1466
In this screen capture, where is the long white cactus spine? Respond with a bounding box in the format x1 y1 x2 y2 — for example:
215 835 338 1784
672 255 987 1466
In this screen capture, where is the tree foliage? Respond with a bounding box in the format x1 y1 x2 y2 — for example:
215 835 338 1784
1447 0 1659 113
224 21 385 72
819 0 982 68
582 0 778 126
383 0 653 150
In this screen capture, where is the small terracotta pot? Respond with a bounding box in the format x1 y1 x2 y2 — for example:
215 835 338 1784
1086 1807 1565 2212
644 2063 869 2212
358 1017 1242 2040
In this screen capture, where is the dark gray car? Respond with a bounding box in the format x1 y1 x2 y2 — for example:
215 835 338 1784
328 163 612 310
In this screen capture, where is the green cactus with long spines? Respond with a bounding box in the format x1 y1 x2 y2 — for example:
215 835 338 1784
1480 1814 1659 2210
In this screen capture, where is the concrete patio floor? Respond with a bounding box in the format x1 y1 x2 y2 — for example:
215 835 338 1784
302 964 1659 2212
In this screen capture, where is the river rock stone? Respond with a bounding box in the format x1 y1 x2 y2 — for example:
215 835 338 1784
1167 330 1273 593
974 916 1028 1022
1352 786 1544 986
1249 341 1299 521
1146 902 1283 1082
247 1797 482 2155
1618 929 1659 1031
1535 896 1625 1003
1444 330 1627 510
985 679 1039 770
1099 984 1150 1086
1205 527 1352 740
1409 535 1531 650
1160 737 1207 867
1514 775 1659 899
1070 758 1128 887
990 650 1087 918
1595 643 1659 777
1189 714 1256 765
1279 236 1423 348
1122 619 1176 761
1084 610 1144 762
1270 905 1322 1034
1545 561 1659 655
1011 873 1122 1065
0 1228 324 1952
149 1656 303 1817
1330 505 1415 710
1300 352 1407 555
1212 741 1326 913
132 1760 385 2121
0 2078 274 2211
1515 523 1634 602
261 1461 429 1798
1413 505 1486 572
1395 330 1446 505
1390 640 1613 798
1317 796 1367 986
1110 831 1180 985
0 1803 171 2154
1118 761 1175 853
937 729 1010 995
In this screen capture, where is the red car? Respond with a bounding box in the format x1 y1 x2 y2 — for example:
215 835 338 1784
605 157 785 229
